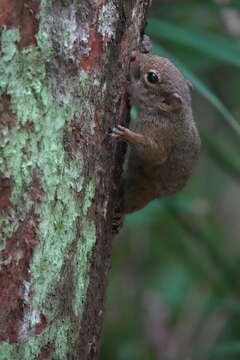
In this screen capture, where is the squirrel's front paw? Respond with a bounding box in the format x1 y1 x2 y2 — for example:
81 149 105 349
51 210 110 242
110 125 130 140
110 125 139 144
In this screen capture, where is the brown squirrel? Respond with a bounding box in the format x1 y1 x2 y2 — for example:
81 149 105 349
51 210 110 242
112 50 201 214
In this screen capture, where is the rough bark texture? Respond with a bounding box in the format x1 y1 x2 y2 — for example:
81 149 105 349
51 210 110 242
0 0 151 359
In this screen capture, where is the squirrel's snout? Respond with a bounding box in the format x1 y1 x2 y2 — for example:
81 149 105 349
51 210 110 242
130 51 140 62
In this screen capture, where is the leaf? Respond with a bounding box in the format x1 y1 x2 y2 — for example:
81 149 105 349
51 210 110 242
151 0 240 13
200 342 240 358
147 19 240 66
165 201 237 293
151 43 240 137
202 134 240 183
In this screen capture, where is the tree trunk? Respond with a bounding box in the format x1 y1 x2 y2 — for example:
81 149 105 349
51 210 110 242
0 0 151 359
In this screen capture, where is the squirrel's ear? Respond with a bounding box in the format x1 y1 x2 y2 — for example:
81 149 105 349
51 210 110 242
186 80 193 91
160 92 183 112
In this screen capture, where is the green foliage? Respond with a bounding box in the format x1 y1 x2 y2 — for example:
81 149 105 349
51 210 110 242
148 19 240 66
102 0 240 359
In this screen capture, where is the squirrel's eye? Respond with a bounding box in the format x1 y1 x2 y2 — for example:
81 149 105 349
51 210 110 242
147 72 158 84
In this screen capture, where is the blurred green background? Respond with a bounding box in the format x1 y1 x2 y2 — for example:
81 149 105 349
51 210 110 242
101 1 240 359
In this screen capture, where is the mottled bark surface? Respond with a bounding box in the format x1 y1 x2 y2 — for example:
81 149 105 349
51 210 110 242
0 0 151 359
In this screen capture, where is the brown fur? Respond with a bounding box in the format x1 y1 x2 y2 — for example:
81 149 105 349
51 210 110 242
112 51 201 213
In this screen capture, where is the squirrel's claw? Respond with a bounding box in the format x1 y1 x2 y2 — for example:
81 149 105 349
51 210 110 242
110 125 128 139
110 125 144 145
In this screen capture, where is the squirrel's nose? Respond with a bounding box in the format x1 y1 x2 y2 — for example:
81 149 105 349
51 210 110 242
130 51 139 62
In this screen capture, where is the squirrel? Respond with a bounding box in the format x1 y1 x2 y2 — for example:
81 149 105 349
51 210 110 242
111 46 201 214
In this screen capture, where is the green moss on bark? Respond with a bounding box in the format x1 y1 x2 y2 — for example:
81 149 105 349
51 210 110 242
0 2 97 356
0 343 17 360
73 219 96 317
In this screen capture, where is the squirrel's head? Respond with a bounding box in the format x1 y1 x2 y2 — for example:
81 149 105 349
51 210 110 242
129 51 192 114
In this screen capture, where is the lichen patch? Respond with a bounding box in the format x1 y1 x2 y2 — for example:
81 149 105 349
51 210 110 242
98 2 119 40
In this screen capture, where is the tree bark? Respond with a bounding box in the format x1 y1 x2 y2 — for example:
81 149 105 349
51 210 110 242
0 0 151 359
